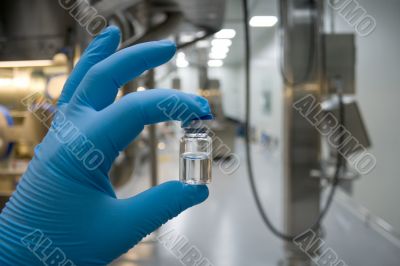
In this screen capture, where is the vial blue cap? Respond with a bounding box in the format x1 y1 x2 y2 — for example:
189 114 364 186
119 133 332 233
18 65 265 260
181 114 214 128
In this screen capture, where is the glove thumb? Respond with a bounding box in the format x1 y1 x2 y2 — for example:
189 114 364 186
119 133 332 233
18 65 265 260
102 181 208 260
123 181 209 233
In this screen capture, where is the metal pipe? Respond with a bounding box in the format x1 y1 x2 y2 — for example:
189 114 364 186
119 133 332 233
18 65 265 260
120 12 183 48
94 0 142 18
145 69 158 187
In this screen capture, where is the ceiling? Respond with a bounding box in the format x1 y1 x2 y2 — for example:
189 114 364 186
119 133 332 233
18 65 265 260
217 0 279 65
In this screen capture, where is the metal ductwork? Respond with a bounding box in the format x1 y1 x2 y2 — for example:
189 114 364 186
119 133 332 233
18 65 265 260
0 0 75 61
94 0 225 47
0 0 226 60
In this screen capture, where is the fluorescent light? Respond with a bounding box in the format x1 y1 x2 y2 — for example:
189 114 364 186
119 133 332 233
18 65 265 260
177 52 186 59
0 60 53 68
0 77 30 87
176 52 189 68
195 30 206 38
196 40 210 48
208 60 223 67
158 142 166 150
211 46 229 54
211 39 232 47
210 45 229 59
249 16 278 27
180 34 195 43
214 29 236 39
209 52 227 60
176 59 189 68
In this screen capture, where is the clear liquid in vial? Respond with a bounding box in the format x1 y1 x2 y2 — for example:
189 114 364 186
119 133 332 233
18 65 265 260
180 152 211 184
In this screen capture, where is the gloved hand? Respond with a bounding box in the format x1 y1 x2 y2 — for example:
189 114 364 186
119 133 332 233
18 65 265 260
0 26 211 266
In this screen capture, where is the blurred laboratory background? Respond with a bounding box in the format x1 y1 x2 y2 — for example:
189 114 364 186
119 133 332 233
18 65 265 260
0 0 399 265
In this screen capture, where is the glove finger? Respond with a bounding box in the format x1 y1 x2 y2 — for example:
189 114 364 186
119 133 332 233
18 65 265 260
70 40 176 111
98 88 211 152
57 26 121 107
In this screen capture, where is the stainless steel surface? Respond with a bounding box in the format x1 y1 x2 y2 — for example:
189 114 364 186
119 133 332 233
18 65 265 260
149 125 158 187
280 0 322 85
280 0 324 264
283 88 322 265
322 97 371 152
146 70 159 187
323 34 356 95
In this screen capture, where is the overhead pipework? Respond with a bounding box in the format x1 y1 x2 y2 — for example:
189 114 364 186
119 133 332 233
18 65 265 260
0 0 75 62
92 0 226 48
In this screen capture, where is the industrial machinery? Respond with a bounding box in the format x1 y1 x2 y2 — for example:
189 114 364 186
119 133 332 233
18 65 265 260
242 0 372 265
0 0 226 208
0 0 74 208
278 3 371 257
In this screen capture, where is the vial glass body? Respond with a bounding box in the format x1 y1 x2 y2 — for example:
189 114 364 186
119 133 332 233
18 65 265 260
179 130 212 184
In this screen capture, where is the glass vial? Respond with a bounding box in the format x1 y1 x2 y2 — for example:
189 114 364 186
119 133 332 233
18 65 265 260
179 121 212 185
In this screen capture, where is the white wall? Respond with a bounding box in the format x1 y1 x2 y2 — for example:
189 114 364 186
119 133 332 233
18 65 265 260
208 30 283 139
326 0 400 232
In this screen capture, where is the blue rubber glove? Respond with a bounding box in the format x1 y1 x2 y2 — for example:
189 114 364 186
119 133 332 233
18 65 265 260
0 26 210 266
